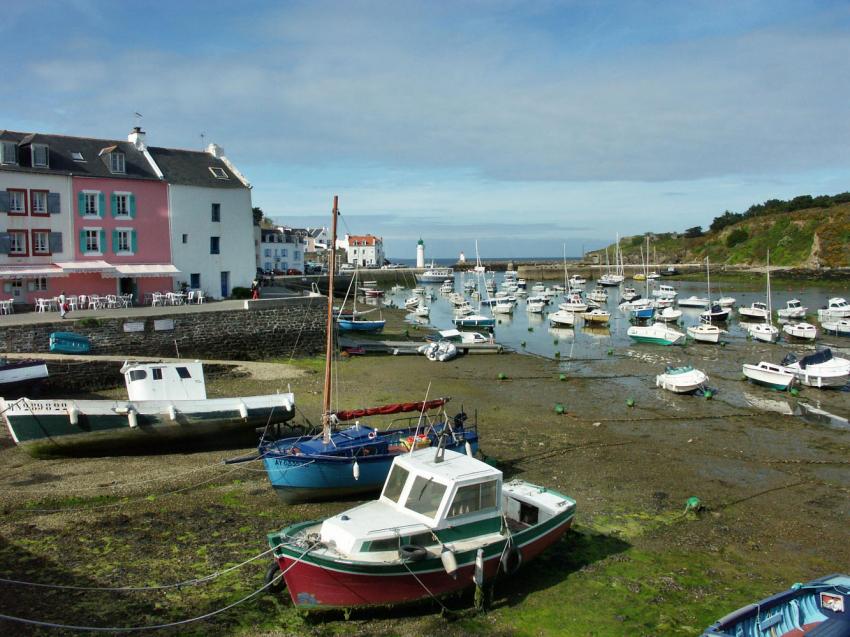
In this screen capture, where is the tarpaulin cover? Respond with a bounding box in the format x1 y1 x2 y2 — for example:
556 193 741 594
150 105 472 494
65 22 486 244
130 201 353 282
334 397 448 422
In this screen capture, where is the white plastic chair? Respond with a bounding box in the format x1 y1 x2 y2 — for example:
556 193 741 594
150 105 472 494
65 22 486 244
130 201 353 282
68 296 79 311
195 291 205 304
35 298 48 313
151 293 164 307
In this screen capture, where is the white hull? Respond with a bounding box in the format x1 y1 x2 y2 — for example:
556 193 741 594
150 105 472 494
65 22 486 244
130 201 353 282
748 324 779 343
822 320 850 336
742 363 795 389
678 296 709 308
782 323 817 340
655 368 708 393
687 324 724 343
548 310 576 327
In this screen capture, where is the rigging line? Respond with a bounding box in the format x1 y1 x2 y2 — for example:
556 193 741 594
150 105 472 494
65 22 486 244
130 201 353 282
0 543 317 633
0 545 280 591
400 558 451 614
287 293 317 363
12 466 243 514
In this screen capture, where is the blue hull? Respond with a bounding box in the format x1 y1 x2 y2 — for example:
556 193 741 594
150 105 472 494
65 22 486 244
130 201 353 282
453 318 496 327
261 423 479 503
631 308 655 320
49 332 91 354
337 319 385 333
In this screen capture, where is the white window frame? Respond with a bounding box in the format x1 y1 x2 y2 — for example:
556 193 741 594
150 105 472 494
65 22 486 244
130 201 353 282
208 166 229 179
8 231 26 255
83 191 100 217
31 190 48 215
0 141 17 165
72 151 85 162
115 227 133 254
84 227 101 254
31 144 49 167
109 152 125 174
8 189 26 214
32 230 50 255
114 191 130 217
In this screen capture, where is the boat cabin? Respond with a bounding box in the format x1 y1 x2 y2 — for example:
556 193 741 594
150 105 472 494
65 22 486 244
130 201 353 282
827 297 848 311
121 361 206 401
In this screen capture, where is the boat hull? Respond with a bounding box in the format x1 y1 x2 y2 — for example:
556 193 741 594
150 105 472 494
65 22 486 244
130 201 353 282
337 319 386 333
274 509 574 608
1 395 295 456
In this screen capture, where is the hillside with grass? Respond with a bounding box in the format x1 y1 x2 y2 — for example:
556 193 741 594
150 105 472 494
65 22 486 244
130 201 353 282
594 194 850 268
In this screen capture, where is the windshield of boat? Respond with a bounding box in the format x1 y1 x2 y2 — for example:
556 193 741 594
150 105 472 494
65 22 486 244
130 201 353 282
404 475 447 518
382 465 409 503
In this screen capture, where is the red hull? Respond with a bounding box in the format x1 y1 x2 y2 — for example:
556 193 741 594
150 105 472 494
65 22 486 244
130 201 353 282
277 519 572 608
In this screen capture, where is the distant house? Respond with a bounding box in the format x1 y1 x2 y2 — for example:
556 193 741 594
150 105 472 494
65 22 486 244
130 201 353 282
339 233 385 267
259 227 305 273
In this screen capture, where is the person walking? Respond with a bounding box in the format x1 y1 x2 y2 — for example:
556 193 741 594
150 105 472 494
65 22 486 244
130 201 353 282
251 278 260 300
58 291 69 319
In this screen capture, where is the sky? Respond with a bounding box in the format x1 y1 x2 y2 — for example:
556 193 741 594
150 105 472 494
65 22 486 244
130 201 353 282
3 0 850 258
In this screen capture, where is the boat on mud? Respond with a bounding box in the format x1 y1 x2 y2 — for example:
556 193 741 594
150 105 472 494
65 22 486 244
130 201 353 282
656 365 708 394
266 445 576 609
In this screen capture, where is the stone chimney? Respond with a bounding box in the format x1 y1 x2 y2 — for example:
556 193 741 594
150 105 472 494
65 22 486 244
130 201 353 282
206 143 225 158
128 126 146 151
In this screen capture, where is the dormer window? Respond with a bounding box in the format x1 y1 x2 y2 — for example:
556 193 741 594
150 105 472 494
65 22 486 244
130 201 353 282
0 141 18 165
72 152 85 162
109 152 125 174
31 144 49 167
209 166 229 179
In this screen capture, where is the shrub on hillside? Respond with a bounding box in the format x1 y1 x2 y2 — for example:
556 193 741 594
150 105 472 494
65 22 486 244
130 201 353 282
726 228 749 248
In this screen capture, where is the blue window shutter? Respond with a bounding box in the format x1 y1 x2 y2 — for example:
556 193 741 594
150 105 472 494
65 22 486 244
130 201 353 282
47 192 60 214
49 232 63 253
79 230 86 253
112 230 119 253
78 192 85 217
131 230 137 253
99 229 106 252
98 192 105 218
110 193 117 218
129 194 136 219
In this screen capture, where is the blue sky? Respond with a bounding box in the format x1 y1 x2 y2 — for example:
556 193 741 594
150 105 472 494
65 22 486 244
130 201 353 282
3 1 850 258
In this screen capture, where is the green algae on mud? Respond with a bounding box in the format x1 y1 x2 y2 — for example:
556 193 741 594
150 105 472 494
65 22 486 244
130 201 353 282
0 350 848 636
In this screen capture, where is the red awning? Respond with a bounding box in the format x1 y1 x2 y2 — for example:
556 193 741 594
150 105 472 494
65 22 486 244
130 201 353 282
334 397 449 422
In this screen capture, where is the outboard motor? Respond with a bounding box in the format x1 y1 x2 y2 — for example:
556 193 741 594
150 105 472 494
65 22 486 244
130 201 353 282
452 411 468 429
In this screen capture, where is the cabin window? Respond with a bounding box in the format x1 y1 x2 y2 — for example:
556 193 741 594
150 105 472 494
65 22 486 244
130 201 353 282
128 370 147 382
405 476 447 518
152 368 163 380
448 481 498 518
382 465 409 503
176 367 191 379
405 531 435 546
367 537 399 552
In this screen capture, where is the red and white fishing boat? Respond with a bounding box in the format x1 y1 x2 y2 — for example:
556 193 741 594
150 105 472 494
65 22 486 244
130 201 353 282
266 446 576 609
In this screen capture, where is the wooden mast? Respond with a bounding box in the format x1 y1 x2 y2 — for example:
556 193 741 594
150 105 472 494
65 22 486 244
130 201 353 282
322 196 339 444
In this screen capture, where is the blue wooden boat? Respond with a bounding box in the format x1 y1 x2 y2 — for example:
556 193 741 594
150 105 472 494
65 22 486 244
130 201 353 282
337 318 385 333
631 306 655 320
260 399 479 502
702 574 850 636
49 332 91 354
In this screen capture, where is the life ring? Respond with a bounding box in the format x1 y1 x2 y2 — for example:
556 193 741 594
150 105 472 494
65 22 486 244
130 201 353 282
368 430 377 440
398 544 428 562
500 545 522 575
265 561 287 594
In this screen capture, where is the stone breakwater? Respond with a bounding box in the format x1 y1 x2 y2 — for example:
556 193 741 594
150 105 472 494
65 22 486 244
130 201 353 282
0 297 326 361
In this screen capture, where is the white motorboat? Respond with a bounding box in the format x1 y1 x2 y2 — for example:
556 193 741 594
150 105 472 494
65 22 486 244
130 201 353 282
548 310 576 327
748 323 780 343
569 275 586 286
678 296 709 308
527 294 550 306
652 284 677 299
0 358 49 393
742 361 796 390
587 286 609 303
782 322 817 341
822 319 850 336
627 322 685 345
559 294 588 313
412 287 426 296
653 297 675 308
776 299 807 319
404 296 421 309
448 293 467 307
390 284 405 293
431 329 491 345
413 300 430 318
526 300 545 313
598 273 624 287
655 365 708 394
621 287 640 302
717 296 736 307
439 281 454 294
531 282 546 293
581 309 611 324
657 307 682 323
417 265 454 283
493 300 514 314
817 297 850 320
686 324 725 344
454 303 474 317
781 349 850 388
584 297 601 309
646 271 660 280
738 302 769 320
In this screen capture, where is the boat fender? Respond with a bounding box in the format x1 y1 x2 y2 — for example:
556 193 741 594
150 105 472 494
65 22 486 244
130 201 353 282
352 460 360 481
398 544 428 562
168 405 177 421
500 544 522 576
465 441 473 458
67 404 79 426
440 547 458 578
127 408 138 429
237 401 248 420
473 547 485 586
368 430 377 440
264 561 287 595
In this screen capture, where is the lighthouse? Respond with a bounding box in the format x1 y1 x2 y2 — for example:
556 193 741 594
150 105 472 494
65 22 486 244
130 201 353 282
416 238 425 268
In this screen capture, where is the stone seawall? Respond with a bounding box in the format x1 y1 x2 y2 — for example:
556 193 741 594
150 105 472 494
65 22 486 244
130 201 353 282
0 297 327 361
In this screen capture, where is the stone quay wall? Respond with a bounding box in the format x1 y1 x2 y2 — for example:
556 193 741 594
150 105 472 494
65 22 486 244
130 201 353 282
0 297 327 361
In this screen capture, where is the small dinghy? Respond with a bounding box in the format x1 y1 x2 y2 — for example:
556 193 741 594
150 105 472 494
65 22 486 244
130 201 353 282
266 446 576 609
419 340 458 362
782 322 817 341
655 365 708 394
742 361 796 390
701 574 850 637
781 349 850 388
687 324 725 344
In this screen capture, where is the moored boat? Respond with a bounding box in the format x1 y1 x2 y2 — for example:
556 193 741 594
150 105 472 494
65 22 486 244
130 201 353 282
817 297 850 320
627 322 685 345
0 358 49 394
687 324 725 344
701 574 850 637
748 323 780 343
655 365 708 394
742 361 795 390
581 309 610 324
49 332 91 354
548 309 576 327
453 314 496 328
781 349 850 388
822 319 850 336
738 302 769 320
266 446 577 609
657 307 682 323
678 296 709 308
418 265 454 283
782 322 817 341
777 298 807 319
